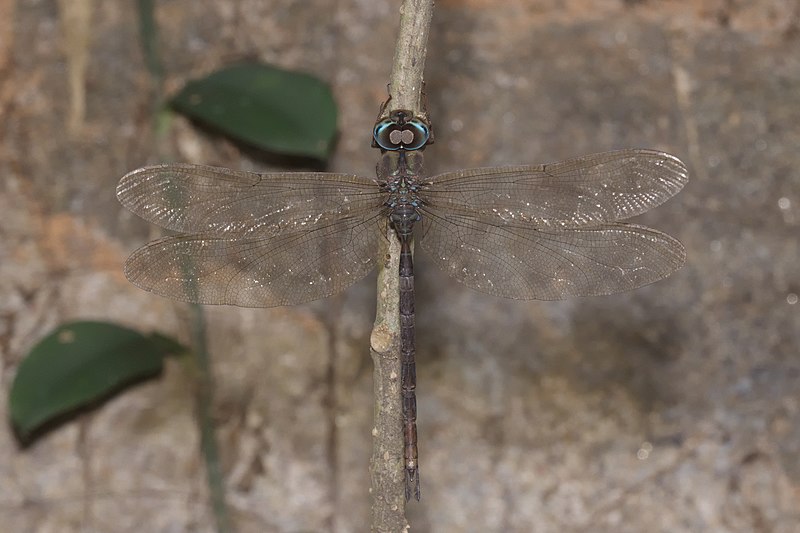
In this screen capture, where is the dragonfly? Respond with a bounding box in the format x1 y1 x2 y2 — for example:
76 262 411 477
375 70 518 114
117 104 688 501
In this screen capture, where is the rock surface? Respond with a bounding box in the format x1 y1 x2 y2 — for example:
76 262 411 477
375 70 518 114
1 0 798 531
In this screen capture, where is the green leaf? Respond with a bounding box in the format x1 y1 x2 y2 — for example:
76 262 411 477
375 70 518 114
169 63 338 160
9 321 174 439
147 331 189 357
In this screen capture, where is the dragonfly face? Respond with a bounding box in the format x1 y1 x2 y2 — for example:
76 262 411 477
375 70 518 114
373 109 431 151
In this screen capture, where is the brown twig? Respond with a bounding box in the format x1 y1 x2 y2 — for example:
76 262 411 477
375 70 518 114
369 0 434 530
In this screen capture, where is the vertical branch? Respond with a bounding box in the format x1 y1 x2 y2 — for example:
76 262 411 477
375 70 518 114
388 0 435 115
369 0 434 529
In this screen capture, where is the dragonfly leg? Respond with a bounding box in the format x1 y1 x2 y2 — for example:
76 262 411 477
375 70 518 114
419 81 435 145
376 89 392 121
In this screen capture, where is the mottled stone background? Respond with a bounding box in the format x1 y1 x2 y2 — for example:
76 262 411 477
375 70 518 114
1 1 798 532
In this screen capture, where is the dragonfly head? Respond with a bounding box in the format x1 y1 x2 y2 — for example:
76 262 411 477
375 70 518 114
373 110 431 152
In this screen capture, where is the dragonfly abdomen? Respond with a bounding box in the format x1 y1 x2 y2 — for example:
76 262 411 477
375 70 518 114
390 204 420 238
399 237 420 500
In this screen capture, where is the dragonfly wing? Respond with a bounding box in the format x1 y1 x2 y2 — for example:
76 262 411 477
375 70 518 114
124 211 383 307
423 149 688 228
117 164 384 234
419 209 685 300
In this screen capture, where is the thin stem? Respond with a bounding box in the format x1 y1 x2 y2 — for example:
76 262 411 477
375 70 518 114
369 0 434 530
136 0 164 106
189 305 234 533
136 2 233 531
57 0 93 136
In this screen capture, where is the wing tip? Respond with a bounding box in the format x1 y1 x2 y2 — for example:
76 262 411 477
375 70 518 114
656 150 690 188
632 148 690 191
117 164 174 206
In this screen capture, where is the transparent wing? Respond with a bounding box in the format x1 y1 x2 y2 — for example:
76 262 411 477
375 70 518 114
117 164 384 234
423 149 688 228
124 211 384 307
419 209 685 300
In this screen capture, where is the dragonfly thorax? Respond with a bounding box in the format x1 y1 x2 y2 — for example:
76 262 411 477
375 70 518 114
378 150 425 238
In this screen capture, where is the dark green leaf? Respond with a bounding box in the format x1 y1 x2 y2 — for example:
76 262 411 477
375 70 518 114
147 331 188 357
170 63 338 160
10 321 172 439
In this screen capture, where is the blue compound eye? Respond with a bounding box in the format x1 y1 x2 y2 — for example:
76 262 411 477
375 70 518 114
403 119 430 150
373 119 402 151
373 115 431 151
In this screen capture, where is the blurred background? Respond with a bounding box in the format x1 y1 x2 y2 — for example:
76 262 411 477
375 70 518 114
1 0 799 531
